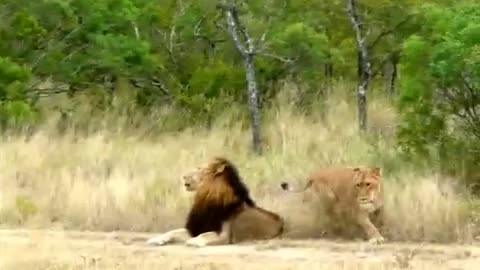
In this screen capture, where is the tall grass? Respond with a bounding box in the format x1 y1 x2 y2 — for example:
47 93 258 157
0 83 475 243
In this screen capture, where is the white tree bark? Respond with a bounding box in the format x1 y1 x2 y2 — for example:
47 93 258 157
347 0 371 131
220 0 262 154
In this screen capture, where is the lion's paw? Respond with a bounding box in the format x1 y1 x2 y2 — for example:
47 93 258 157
368 236 385 245
186 237 208 248
146 234 171 246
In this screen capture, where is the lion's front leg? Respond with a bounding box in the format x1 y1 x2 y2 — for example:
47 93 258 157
355 212 385 245
146 228 191 246
186 222 231 247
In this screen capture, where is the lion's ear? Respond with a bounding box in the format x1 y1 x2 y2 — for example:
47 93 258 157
371 166 381 177
215 164 226 175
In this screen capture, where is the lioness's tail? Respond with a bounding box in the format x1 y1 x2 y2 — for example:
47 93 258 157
280 179 313 193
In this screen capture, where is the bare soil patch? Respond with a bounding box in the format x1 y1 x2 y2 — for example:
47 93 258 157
0 229 479 269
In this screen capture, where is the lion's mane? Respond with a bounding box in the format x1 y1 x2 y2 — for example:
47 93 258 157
185 157 256 238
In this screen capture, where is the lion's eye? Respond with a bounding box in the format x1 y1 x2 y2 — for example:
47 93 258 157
366 183 371 187
355 183 361 188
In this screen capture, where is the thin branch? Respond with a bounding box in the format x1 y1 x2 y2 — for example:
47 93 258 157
368 15 413 50
370 49 401 79
132 21 140 39
193 17 205 35
259 53 297 63
193 16 227 47
30 27 83 70
439 82 480 138
255 16 272 51
60 44 89 64
169 25 176 55
213 11 227 32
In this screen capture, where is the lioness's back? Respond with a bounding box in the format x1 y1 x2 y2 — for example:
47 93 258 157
309 167 358 194
308 166 383 204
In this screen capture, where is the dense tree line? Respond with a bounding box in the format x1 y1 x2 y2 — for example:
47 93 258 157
0 1 478 186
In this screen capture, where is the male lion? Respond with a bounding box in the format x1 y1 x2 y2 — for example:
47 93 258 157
147 157 284 247
280 166 385 244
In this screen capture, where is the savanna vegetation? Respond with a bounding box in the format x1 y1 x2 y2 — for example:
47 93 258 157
0 0 479 243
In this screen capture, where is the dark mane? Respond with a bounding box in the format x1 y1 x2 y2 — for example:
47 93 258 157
221 158 256 207
185 157 256 237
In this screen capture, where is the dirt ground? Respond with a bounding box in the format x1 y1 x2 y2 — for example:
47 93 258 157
0 229 479 270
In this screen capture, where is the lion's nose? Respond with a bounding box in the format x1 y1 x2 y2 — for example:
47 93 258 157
184 183 191 188
280 182 289 190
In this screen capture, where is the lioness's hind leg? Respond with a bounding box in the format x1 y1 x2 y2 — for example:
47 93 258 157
147 228 190 246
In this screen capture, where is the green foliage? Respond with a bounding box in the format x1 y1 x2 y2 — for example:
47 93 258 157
271 22 329 68
0 0 477 188
0 0 424 125
0 57 36 129
397 2 480 185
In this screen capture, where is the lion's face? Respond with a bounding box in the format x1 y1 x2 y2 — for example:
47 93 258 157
182 169 202 192
352 167 382 212
182 158 227 192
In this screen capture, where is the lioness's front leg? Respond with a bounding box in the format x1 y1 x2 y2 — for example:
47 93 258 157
186 222 231 247
356 212 385 245
146 228 191 246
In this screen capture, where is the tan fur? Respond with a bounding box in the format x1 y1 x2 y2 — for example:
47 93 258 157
281 165 385 244
147 157 284 247
230 206 285 242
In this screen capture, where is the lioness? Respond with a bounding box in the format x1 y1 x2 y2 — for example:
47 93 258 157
280 166 385 244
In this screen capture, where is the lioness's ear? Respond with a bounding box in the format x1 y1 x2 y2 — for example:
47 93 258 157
371 166 381 176
352 167 362 177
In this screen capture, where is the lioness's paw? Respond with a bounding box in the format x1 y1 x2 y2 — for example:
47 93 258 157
146 234 171 246
368 236 385 245
186 237 208 247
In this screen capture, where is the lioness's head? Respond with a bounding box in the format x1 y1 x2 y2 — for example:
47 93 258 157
181 157 230 192
352 166 382 212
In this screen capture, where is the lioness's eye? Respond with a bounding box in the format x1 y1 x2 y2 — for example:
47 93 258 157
366 183 371 187
355 183 361 188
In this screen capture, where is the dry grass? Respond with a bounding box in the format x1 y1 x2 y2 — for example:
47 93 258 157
0 85 476 245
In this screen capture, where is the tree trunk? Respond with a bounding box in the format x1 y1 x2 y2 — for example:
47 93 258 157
220 1 263 155
389 53 399 97
358 67 369 131
244 53 262 154
324 60 333 96
347 0 371 131
383 60 393 95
